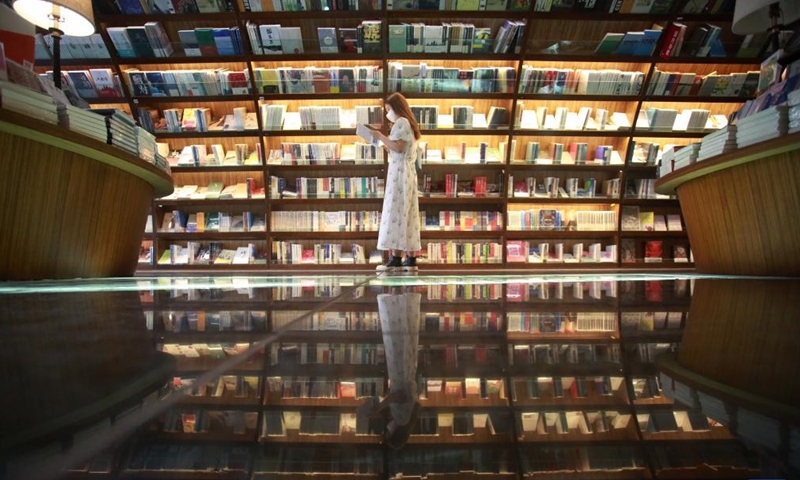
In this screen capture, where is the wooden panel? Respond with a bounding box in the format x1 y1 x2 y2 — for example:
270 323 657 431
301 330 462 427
0 132 157 280
675 151 800 275
678 279 800 407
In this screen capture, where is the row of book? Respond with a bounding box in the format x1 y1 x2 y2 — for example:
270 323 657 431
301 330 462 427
424 241 503 264
517 142 623 165
420 172 502 197
159 243 265 265
647 69 759 97
269 141 381 165
107 23 178 58
518 66 645 96
621 207 682 232
507 208 618 231
268 175 384 198
536 0 666 13
254 66 383 95
260 105 367 131
161 211 267 233
421 210 503 231
41 69 123 101
272 242 372 264
389 20 523 55
159 311 267 332
166 143 261 167
245 0 378 11
34 33 109 60
506 241 617 263
161 409 258 434
507 312 617 333
164 182 265 200
510 343 621 365
659 21 726 59
175 375 261 398
268 376 385 399
113 0 233 14
124 68 250 97
388 63 515 93
270 311 381 332
594 28 661 56
245 21 380 56
271 210 381 232
509 176 620 199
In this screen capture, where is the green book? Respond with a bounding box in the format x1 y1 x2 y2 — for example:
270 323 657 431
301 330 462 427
485 0 506 9
388 24 408 54
205 181 224 199
594 32 624 55
194 28 218 56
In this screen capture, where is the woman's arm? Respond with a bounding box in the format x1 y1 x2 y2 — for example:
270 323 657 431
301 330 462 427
371 129 407 154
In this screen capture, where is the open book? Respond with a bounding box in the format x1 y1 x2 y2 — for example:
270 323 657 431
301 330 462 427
356 123 381 147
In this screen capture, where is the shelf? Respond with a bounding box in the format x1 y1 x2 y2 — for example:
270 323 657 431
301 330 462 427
117 55 252 65
421 231 503 240
262 129 357 137
132 95 255 103
630 129 710 138
98 12 238 25
266 163 384 170
642 95 753 103
420 129 512 135
270 197 383 204
153 131 261 139
505 230 618 239
253 53 383 62
620 198 679 206
517 94 639 101
419 196 505 204
508 163 623 171
270 231 378 240
169 165 264 173
400 92 516 100
36 58 114 68
257 92 384 100
531 12 734 22
619 231 688 237
386 10 528 19
421 163 504 169
155 198 265 207
507 197 619 204
513 129 632 137
157 232 266 241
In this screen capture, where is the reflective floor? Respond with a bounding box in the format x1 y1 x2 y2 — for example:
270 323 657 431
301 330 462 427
0 273 798 480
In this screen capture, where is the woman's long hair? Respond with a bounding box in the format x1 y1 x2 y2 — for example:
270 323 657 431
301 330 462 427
385 92 421 140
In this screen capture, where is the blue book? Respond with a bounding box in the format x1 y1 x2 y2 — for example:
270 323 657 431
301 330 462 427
144 71 168 96
614 31 645 56
632 29 661 56
212 28 236 56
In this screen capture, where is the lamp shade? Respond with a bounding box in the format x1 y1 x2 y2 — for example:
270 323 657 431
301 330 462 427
12 0 94 36
733 0 800 35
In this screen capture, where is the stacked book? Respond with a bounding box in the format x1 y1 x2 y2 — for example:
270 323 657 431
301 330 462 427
90 108 139 156
137 128 158 164
697 125 737 161
736 105 788 149
659 147 675 177
0 80 59 124
60 105 108 143
672 143 701 171
787 89 800 134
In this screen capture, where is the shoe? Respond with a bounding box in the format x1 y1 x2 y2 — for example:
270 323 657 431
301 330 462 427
376 255 403 272
402 256 418 271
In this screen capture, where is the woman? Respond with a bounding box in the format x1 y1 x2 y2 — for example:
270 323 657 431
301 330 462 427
369 93 422 272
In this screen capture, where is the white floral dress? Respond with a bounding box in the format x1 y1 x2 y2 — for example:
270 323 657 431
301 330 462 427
378 292 421 426
377 117 421 252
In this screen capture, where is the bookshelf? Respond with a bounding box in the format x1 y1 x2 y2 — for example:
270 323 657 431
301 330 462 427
100 276 773 479
30 0 766 271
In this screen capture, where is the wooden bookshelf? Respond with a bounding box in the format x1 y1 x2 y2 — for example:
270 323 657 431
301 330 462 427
25 0 764 272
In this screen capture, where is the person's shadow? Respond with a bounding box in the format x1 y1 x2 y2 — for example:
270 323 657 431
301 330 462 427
357 287 422 449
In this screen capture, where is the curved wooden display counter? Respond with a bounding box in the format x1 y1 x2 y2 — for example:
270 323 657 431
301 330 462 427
0 109 173 280
655 133 800 276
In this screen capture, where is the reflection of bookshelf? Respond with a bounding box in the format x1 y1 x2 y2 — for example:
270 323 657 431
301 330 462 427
122 278 767 478
37 0 763 273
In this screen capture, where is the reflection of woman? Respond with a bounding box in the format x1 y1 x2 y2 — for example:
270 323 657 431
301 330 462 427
369 93 422 271
357 289 421 449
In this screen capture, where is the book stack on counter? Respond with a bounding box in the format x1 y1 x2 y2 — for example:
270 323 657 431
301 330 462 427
787 89 800 134
671 143 701 171
697 125 737 161
90 108 139 157
60 105 108 143
736 105 788 148
659 147 675 177
0 80 59 125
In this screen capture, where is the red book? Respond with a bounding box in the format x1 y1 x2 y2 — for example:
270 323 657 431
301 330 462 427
659 22 685 59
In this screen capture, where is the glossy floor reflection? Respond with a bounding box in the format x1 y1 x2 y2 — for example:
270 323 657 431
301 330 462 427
0 274 798 480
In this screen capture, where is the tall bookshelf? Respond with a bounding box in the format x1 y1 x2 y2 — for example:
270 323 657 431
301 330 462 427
107 276 767 479
34 0 763 272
